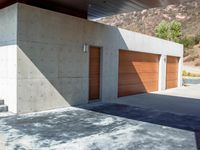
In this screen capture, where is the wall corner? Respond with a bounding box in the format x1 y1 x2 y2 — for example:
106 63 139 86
158 55 167 91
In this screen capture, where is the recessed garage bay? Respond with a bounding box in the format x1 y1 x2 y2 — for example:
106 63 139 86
118 50 160 97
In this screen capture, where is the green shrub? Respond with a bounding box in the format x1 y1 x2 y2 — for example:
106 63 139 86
180 36 195 48
155 20 169 40
155 20 182 43
182 70 200 77
169 20 182 42
180 34 200 48
182 70 188 76
194 34 200 45
184 48 190 57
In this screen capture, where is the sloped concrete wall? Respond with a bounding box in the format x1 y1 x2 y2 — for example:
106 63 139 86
16 3 183 113
0 4 17 113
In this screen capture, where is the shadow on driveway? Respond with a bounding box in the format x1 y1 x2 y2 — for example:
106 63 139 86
79 101 200 149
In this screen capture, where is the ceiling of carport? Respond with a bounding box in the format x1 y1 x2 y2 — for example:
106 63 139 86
0 0 193 19
88 0 192 19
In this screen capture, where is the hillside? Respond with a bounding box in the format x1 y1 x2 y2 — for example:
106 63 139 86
98 0 200 71
98 1 200 37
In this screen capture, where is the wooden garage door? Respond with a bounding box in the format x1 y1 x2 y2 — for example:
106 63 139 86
166 56 179 89
89 47 100 100
118 50 160 97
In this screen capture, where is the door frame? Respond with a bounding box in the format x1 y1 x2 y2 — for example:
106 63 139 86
88 45 103 102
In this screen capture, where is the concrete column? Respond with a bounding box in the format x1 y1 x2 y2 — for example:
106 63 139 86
158 55 167 91
178 57 183 87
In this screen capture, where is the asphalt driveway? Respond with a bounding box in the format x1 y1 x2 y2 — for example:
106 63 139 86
0 102 200 150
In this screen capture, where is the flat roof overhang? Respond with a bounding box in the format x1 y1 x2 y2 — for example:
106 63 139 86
0 0 193 19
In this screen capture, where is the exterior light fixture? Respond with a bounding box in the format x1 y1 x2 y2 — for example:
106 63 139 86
83 44 89 53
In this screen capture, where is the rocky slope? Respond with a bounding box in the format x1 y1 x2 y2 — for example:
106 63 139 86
184 43 200 69
98 1 200 37
98 1 200 70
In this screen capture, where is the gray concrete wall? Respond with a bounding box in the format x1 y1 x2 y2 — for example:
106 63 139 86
0 4 17 46
0 4 18 113
14 3 183 113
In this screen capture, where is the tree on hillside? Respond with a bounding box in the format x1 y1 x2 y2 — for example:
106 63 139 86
155 20 182 43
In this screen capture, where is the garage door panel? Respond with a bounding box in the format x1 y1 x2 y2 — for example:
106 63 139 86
119 58 158 62
119 56 159 62
119 64 159 74
119 74 158 82
119 60 159 65
166 73 178 80
118 79 158 86
166 80 178 89
166 56 179 89
167 57 179 63
118 82 158 97
144 82 158 91
119 73 158 85
166 64 178 72
119 51 159 62
119 81 158 90
118 84 147 96
119 73 159 79
118 50 159 97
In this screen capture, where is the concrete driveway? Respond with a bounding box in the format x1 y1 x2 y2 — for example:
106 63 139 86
116 84 200 116
0 85 200 149
0 102 200 150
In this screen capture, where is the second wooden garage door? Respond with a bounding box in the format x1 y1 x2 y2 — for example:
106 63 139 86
118 50 160 97
166 56 179 89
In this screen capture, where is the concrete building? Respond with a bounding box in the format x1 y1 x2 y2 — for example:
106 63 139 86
0 1 183 114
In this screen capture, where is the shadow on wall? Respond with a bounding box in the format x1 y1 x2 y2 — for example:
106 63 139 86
16 19 152 113
16 27 123 112
78 94 200 149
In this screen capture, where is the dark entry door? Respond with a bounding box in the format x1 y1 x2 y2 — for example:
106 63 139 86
89 46 100 100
